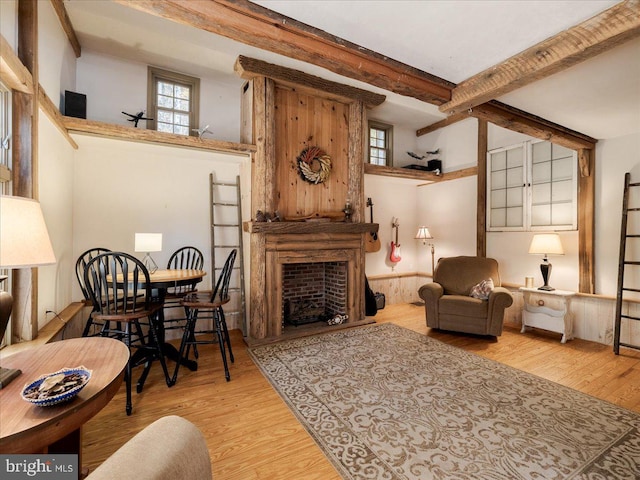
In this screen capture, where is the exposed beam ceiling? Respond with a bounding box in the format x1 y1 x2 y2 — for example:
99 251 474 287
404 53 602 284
50 0 81 58
440 0 640 115
113 0 454 105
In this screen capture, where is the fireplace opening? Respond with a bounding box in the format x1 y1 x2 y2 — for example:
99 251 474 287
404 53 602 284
283 261 348 327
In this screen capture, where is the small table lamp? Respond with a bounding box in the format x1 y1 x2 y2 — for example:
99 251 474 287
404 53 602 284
135 233 162 273
415 226 435 276
528 233 564 291
0 195 57 388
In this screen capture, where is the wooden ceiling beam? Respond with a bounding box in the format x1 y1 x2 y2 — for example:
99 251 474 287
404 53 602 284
0 34 33 93
114 0 453 105
470 101 597 151
440 0 640 115
234 55 386 107
50 0 81 58
416 112 469 137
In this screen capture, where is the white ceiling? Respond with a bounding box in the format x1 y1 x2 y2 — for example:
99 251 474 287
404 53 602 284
65 0 640 140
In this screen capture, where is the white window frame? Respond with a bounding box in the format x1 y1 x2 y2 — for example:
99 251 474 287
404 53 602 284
487 140 578 232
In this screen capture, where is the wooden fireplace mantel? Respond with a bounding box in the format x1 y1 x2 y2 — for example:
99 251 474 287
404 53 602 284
243 221 379 235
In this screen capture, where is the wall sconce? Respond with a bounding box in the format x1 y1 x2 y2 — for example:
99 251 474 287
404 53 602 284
528 233 564 291
415 226 435 276
0 195 57 388
134 233 162 273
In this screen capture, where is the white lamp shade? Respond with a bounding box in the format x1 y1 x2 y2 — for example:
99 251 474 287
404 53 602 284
415 226 433 240
528 233 564 255
135 233 163 253
0 195 56 268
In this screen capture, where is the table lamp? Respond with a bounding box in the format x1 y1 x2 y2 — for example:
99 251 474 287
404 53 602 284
528 233 564 291
415 226 435 275
0 195 56 388
135 233 162 273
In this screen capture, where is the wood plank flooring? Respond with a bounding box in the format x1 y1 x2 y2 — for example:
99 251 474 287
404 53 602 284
82 303 640 479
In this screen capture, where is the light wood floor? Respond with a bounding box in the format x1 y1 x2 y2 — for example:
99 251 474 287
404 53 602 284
82 303 640 479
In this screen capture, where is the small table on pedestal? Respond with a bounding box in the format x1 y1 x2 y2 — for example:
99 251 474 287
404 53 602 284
519 287 576 343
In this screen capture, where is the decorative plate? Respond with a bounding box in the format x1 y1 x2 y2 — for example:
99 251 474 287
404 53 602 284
21 366 92 407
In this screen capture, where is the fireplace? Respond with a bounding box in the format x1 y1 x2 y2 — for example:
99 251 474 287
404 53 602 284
283 261 348 326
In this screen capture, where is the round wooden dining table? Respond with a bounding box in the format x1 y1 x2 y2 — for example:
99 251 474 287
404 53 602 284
0 337 129 461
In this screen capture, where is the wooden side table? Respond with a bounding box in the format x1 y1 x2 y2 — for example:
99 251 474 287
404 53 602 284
519 287 576 343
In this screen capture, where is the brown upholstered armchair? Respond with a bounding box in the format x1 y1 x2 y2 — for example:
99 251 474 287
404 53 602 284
418 256 513 336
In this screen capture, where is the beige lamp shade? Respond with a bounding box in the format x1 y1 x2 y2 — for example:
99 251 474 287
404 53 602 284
0 195 56 268
415 226 433 243
528 233 564 256
134 233 163 253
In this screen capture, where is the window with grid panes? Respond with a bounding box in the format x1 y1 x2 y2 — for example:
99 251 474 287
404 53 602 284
368 121 393 166
147 67 200 136
0 82 10 192
487 140 577 231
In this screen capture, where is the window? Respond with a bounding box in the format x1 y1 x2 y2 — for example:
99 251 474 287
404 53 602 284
487 140 577 231
368 120 393 166
0 82 10 192
147 67 200 136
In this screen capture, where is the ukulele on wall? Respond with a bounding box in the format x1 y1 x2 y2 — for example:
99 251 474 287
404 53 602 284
390 217 402 263
365 197 381 253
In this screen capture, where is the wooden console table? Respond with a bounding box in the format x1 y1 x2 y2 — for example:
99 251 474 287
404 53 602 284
519 287 576 343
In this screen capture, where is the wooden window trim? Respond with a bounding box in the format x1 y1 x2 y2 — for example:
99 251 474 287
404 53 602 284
147 66 200 136
368 120 393 166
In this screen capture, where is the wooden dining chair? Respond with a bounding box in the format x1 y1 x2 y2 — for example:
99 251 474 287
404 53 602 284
76 247 112 337
83 251 172 415
172 249 237 384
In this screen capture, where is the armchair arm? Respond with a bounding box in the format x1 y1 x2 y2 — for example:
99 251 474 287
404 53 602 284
486 287 514 336
419 283 444 329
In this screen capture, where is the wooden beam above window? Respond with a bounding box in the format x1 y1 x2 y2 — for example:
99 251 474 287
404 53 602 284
470 101 597 151
440 0 640 115
115 0 453 105
0 34 33 94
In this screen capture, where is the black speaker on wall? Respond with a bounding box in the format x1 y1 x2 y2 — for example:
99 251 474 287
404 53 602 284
64 90 86 119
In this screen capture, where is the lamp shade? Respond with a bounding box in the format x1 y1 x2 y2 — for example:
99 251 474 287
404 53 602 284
528 233 564 256
0 195 56 268
134 233 162 253
415 226 433 241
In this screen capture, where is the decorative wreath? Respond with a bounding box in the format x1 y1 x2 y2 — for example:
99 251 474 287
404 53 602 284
297 146 331 184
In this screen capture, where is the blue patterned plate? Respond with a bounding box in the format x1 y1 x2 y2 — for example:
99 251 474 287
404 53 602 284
21 366 92 407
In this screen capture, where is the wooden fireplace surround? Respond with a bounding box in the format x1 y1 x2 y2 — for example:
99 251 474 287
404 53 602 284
238 56 383 344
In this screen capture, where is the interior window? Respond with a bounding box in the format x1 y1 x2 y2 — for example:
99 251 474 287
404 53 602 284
147 67 200 136
368 120 393 166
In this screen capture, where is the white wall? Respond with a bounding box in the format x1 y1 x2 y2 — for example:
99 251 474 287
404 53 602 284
38 1 76 104
71 135 249 300
0 0 17 50
364 174 420 276
76 50 244 142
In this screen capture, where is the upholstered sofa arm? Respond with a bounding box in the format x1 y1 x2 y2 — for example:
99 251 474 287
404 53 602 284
486 287 514 336
419 283 444 329
86 415 212 480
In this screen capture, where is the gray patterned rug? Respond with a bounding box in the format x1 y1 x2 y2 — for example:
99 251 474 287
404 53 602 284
248 323 640 480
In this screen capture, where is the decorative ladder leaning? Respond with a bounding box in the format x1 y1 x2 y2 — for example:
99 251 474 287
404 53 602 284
614 172 640 354
210 174 246 335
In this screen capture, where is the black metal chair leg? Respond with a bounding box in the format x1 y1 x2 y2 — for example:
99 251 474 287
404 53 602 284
171 311 196 384
125 325 133 415
148 318 172 387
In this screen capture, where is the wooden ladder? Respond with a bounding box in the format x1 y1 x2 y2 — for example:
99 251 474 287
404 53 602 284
614 172 640 354
210 174 247 336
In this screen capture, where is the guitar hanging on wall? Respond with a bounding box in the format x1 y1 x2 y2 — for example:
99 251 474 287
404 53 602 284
365 197 381 253
390 217 402 262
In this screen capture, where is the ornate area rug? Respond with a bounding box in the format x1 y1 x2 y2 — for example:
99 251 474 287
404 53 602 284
248 323 640 480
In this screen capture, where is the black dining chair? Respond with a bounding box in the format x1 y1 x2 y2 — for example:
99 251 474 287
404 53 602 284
163 246 204 322
76 247 112 337
172 249 237 384
83 251 172 415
